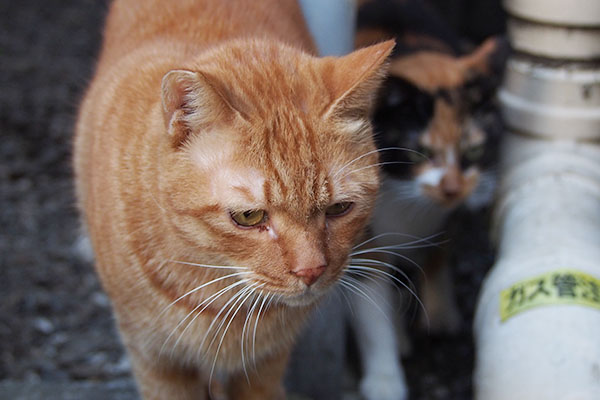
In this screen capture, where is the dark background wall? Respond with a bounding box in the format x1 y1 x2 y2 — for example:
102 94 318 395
429 0 506 43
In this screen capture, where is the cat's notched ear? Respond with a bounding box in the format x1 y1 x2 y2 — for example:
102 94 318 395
321 39 395 119
161 69 242 147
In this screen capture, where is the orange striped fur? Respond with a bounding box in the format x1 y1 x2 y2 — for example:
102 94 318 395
74 0 393 399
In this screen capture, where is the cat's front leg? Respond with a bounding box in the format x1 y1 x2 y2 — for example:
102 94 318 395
227 348 289 400
350 273 408 400
420 250 462 334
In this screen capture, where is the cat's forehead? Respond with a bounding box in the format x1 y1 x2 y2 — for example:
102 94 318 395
421 110 485 152
186 115 374 215
241 113 333 211
385 52 495 112
196 42 330 118
187 134 269 208
420 99 461 147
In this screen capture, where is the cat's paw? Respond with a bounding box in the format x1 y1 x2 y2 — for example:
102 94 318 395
360 372 408 400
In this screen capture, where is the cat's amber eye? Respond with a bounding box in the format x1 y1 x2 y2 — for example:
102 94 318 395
231 210 267 227
325 202 353 217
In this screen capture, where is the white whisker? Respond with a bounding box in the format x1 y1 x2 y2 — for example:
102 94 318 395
154 271 252 325
344 269 389 294
241 293 262 381
339 276 389 322
335 282 355 316
348 264 427 319
352 231 446 251
149 191 167 213
348 263 412 291
252 293 270 366
352 251 422 274
351 241 442 257
198 284 251 355
339 161 413 180
333 146 429 180
160 278 249 359
209 283 264 385
333 148 383 180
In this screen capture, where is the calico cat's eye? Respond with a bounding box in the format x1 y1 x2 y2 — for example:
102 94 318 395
230 210 267 227
463 144 484 162
463 76 498 110
409 145 432 162
325 202 353 217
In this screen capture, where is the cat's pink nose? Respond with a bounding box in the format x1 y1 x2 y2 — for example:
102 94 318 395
293 265 326 286
442 184 461 198
441 171 462 198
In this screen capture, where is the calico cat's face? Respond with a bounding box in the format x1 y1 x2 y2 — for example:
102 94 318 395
373 38 503 208
156 40 393 307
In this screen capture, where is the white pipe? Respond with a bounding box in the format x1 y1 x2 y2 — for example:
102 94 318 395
504 0 600 27
499 60 600 140
474 1 600 399
506 18 600 60
475 135 600 399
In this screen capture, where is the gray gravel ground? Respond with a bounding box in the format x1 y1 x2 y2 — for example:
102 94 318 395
0 1 499 399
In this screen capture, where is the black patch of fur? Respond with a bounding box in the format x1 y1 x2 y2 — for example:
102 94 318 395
357 0 462 56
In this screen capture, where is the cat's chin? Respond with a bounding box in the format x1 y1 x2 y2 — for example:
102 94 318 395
436 199 462 211
278 288 325 308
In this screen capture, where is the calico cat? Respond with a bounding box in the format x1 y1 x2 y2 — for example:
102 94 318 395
73 0 394 399
349 1 506 399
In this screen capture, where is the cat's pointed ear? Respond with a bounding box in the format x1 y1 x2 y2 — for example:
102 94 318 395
321 39 395 119
161 69 242 147
459 36 510 77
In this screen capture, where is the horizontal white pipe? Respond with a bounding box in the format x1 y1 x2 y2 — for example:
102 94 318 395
504 0 600 27
507 18 600 60
499 59 600 140
499 90 600 140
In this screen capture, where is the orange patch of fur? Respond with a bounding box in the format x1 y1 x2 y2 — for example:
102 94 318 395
388 52 467 91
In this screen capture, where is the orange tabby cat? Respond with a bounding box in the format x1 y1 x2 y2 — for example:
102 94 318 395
74 0 393 399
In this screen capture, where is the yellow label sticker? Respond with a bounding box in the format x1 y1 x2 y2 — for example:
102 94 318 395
500 270 600 322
